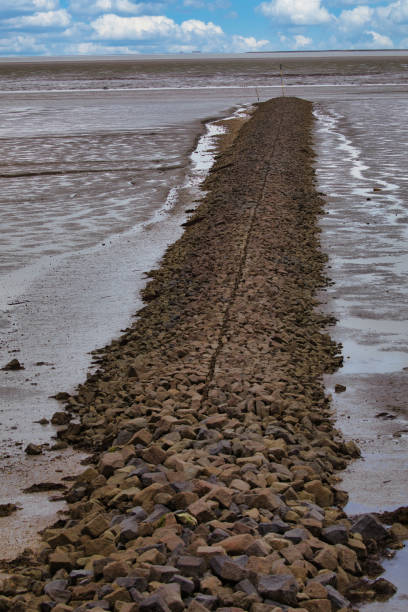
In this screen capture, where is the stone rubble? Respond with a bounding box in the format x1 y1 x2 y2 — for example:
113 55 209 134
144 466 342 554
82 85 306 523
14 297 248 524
0 98 400 611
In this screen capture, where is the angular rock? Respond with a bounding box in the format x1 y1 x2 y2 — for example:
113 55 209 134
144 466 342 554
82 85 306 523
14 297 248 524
257 573 299 606
351 514 389 543
209 555 247 582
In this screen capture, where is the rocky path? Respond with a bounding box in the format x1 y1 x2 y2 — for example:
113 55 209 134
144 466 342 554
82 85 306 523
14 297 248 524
0 97 402 611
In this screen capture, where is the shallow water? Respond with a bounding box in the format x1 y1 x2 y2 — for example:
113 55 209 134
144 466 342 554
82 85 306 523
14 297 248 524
314 90 408 610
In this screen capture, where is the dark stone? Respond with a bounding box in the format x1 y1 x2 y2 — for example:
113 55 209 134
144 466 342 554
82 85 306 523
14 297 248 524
372 578 397 597
208 528 231 544
129 506 148 520
351 514 389 542
114 429 134 446
116 576 147 589
2 359 24 371
85 602 110 610
257 574 298 606
98 585 114 597
44 579 71 603
139 593 171 612
283 527 309 543
194 593 218 609
69 569 93 583
326 585 352 610
150 565 179 583
93 557 114 578
258 520 288 535
130 588 145 603
24 443 43 455
172 481 193 493
141 471 168 487
170 574 195 595
176 555 206 578
235 578 258 596
322 525 349 545
335 384 347 393
119 516 140 542
145 504 170 524
232 555 249 568
0 504 18 517
51 411 71 425
311 572 337 587
209 555 247 582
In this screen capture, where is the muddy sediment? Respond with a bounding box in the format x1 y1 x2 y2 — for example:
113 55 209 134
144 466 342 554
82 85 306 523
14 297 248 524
0 98 401 610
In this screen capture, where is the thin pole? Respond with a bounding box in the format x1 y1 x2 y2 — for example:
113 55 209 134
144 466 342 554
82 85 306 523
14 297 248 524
280 64 285 97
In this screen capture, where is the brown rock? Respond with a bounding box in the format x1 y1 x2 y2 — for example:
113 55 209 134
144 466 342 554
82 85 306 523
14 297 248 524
304 481 334 507
25 443 43 455
49 549 75 573
103 561 132 581
314 548 338 572
2 359 24 371
156 583 184 612
188 499 217 522
219 534 255 554
302 599 331 612
141 445 167 465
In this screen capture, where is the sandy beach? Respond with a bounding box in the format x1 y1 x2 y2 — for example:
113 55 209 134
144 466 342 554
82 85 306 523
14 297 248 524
0 97 405 611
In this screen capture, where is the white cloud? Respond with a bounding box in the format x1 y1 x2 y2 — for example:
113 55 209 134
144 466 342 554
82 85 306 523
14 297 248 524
72 41 139 54
0 0 58 9
183 0 231 8
91 13 223 41
339 5 374 29
34 0 58 8
5 9 71 28
68 0 165 15
365 29 394 46
183 0 205 7
258 0 331 25
294 34 312 47
91 14 174 38
0 34 48 54
181 18 223 37
230 35 270 51
378 0 408 23
94 0 162 13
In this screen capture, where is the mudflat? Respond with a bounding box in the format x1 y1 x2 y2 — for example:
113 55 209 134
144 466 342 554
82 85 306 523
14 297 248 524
0 98 403 610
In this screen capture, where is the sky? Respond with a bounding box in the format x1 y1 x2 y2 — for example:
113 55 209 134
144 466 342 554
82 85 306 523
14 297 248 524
0 0 407 57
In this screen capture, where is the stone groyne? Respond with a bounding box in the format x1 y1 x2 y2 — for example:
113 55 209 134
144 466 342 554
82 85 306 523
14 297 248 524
0 98 401 611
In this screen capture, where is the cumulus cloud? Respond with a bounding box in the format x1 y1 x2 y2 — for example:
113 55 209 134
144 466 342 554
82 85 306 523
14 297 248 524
377 0 408 23
72 41 139 54
91 13 223 41
365 29 394 46
68 0 166 15
34 0 59 8
294 34 312 46
230 35 270 51
339 5 374 29
0 33 48 53
5 9 71 28
258 0 331 25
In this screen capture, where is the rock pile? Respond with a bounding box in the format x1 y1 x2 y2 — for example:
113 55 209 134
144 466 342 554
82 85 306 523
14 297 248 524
0 98 398 611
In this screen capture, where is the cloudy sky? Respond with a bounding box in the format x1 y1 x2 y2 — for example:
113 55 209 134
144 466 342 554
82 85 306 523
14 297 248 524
0 0 407 56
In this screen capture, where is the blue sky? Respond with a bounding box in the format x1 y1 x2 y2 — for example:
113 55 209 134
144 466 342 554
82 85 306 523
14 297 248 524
0 0 407 56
